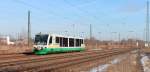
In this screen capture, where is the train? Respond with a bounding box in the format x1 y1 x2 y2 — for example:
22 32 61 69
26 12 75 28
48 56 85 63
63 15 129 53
33 33 85 55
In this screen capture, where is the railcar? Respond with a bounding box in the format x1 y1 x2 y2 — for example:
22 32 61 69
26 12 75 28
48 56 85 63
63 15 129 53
33 33 85 55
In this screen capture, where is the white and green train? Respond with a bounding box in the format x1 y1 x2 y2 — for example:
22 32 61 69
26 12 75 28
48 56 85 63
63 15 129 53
33 33 85 55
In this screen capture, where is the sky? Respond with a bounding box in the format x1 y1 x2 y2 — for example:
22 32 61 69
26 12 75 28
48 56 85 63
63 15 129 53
0 0 148 40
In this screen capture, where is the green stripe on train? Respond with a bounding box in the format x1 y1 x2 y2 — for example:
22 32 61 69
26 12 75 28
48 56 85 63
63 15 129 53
34 47 85 55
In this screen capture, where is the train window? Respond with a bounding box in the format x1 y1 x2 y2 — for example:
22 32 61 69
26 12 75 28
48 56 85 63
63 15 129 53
49 36 52 44
63 38 68 47
60 37 63 47
76 39 80 46
34 35 48 45
69 38 74 47
80 39 81 46
56 37 59 43
81 39 83 44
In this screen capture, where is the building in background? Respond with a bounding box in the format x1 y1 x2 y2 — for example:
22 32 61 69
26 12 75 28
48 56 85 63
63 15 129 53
0 36 14 45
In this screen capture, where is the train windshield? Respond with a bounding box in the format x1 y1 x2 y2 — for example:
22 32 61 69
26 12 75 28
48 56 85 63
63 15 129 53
34 35 49 45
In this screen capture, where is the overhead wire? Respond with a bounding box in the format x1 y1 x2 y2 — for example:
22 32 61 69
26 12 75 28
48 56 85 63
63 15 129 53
63 0 99 21
11 0 74 23
11 0 98 37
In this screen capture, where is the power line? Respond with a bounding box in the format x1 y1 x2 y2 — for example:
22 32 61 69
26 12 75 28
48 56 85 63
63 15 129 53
12 0 97 39
63 0 98 21
63 1 97 39
12 0 98 24
64 0 97 6
12 0 74 22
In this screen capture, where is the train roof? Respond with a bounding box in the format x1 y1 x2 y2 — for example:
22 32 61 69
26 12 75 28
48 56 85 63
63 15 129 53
35 33 84 39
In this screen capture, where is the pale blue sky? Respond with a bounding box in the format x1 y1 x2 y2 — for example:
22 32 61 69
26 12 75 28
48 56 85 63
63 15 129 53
0 0 148 40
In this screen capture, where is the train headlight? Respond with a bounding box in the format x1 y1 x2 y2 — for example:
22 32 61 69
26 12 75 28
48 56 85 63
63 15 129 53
41 47 43 50
34 47 36 49
36 46 41 50
35 46 46 50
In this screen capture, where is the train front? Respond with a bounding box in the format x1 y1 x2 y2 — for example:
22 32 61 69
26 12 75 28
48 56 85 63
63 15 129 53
33 34 49 55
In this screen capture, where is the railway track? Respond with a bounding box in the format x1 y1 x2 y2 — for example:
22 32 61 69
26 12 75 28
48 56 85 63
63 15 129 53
31 49 131 72
28 50 123 72
0 54 26 59
0 48 133 72
0 50 107 63
0 50 112 68
0 49 118 63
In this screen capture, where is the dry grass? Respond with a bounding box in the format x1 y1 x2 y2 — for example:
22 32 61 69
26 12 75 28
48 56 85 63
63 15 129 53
0 44 32 54
141 48 150 53
106 53 138 72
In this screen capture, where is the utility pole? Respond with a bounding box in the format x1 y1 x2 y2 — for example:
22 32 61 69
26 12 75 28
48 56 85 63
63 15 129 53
128 31 134 39
28 11 31 47
98 32 101 40
73 24 75 37
111 32 117 46
73 24 76 47
65 30 68 36
118 33 120 48
118 33 120 42
146 1 150 48
98 32 101 48
128 31 134 48
81 32 85 38
90 24 92 40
